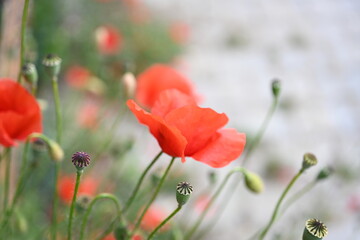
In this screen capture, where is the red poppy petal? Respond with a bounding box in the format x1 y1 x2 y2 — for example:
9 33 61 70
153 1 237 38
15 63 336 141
191 129 246 168
135 64 196 109
127 100 187 158
151 89 196 118
164 105 228 156
0 119 15 147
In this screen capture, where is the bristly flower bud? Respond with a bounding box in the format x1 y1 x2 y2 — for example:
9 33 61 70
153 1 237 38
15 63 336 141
176 182 193 206
42 54 62 78
47 139 64 162
271 79 281 98
302 153 318 171
243 170 264 194
22 63 38 85
316 166 333 181
72 151 91 171
122 72 136 99
303 218 328 240
76 195 92 211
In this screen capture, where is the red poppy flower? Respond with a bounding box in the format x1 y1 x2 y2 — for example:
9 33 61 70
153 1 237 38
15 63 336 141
95 26 123 55
127 89 246 168
135 64 198 109
0 79 42 147
65 66 91 89
58 175 98 204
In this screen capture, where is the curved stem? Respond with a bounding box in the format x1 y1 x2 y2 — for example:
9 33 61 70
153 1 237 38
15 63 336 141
79 193 122 240
17 0 30 83
258 169 304 240
3 148 11 211
130 157 176 238
148 205 182 240
67 170 82 240
184 167 244 240
123 151 163 213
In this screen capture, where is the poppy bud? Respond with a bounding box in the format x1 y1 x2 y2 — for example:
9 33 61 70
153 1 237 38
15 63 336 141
47 139 64 162
22 63 38 85
114 222 129 240
302 153 318 171
316 166 333 181
271 79 281 98
303 218 328 240
176 182 193 206
243 170 264 194
72 151 91 171
122 72 136 99
76 195 93 211
42 54 62 78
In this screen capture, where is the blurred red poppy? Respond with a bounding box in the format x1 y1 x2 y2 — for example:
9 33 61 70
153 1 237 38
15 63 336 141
58 175 98 204
135 64 198 109
128 89 246 168
0 79 42 147
77 102 100 130
170 22 190 44
95 26 123 55
141 206 168 232
65 66 91 89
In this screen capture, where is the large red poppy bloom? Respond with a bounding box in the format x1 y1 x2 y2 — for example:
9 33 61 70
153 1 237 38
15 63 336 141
135 64 198 109
128 89 246 168
0 79 42 147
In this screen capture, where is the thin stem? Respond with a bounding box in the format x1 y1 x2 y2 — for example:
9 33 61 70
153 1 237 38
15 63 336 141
17 0 30 83
3 148 11 211
67 170 82 240
258 169 304 240
123 151 163 213
184 167 244 240
148 205 182 240
130 157 176 237
51 161 60 240
80 193 122 240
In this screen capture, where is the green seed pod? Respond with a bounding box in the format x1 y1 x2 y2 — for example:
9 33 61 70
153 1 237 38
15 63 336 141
302 153 318 171
303 218 328 240
42 54 62 78
243 170 264 194
271 79 281 98
176 182 193 206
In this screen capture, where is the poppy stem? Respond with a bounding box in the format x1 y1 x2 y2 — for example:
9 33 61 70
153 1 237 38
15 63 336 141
184 167 245 240
79 193 123 240
3 148 11 212
123 151 163 213
67 170 83 240
148 205 182 240
130 156 176 238
258 169 304 240
17 0 30 83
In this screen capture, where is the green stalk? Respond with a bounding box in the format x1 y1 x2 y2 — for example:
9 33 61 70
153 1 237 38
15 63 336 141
184 167 244 240
67 170 82 240
148 205 182 240
130 157 176 238
17 0 30 83
123 151 163 213
79 193 122 240
258 169 304 240
3 148 11 212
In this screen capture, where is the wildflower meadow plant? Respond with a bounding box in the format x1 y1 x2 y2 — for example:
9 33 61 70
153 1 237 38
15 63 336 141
0 1 335 240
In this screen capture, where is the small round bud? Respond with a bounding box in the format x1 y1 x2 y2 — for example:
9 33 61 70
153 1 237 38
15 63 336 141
303 218 328 240
47 139 64 162
122 72 136 99
76 195 92 211
42 54 62 78
243 170 264 194
316 166 333 181
176 182 193 206
271 79 281 98
22 63 38 85
72 151 91 171
302 153 318 171
114 222 129 240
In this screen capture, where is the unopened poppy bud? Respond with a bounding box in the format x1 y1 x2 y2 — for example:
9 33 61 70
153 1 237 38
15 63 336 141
122 72 136 98
22 63 38 85
72 151 91 171
76 195 92 211
316 166 333 181
48 139 64 162
243 170 264 194
42 54 62 78
271 79 281 98
114 222 129 240
303 218 328 240
176 182 193 206
302 153 318 171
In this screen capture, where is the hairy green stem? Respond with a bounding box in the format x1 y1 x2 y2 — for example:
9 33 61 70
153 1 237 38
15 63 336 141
67 170 82 240
130 157 176 238
3 148 11 212
17 0 30 83
258 169 304 240
123 151 163 213
148 205 182 240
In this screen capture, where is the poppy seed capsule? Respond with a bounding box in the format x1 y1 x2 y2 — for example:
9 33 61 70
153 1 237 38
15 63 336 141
72 152 91 171
243 170 264 194
302 153 318 171
42 54 62 78
22 63 38 85
176 182 193 206
303 218 328 240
